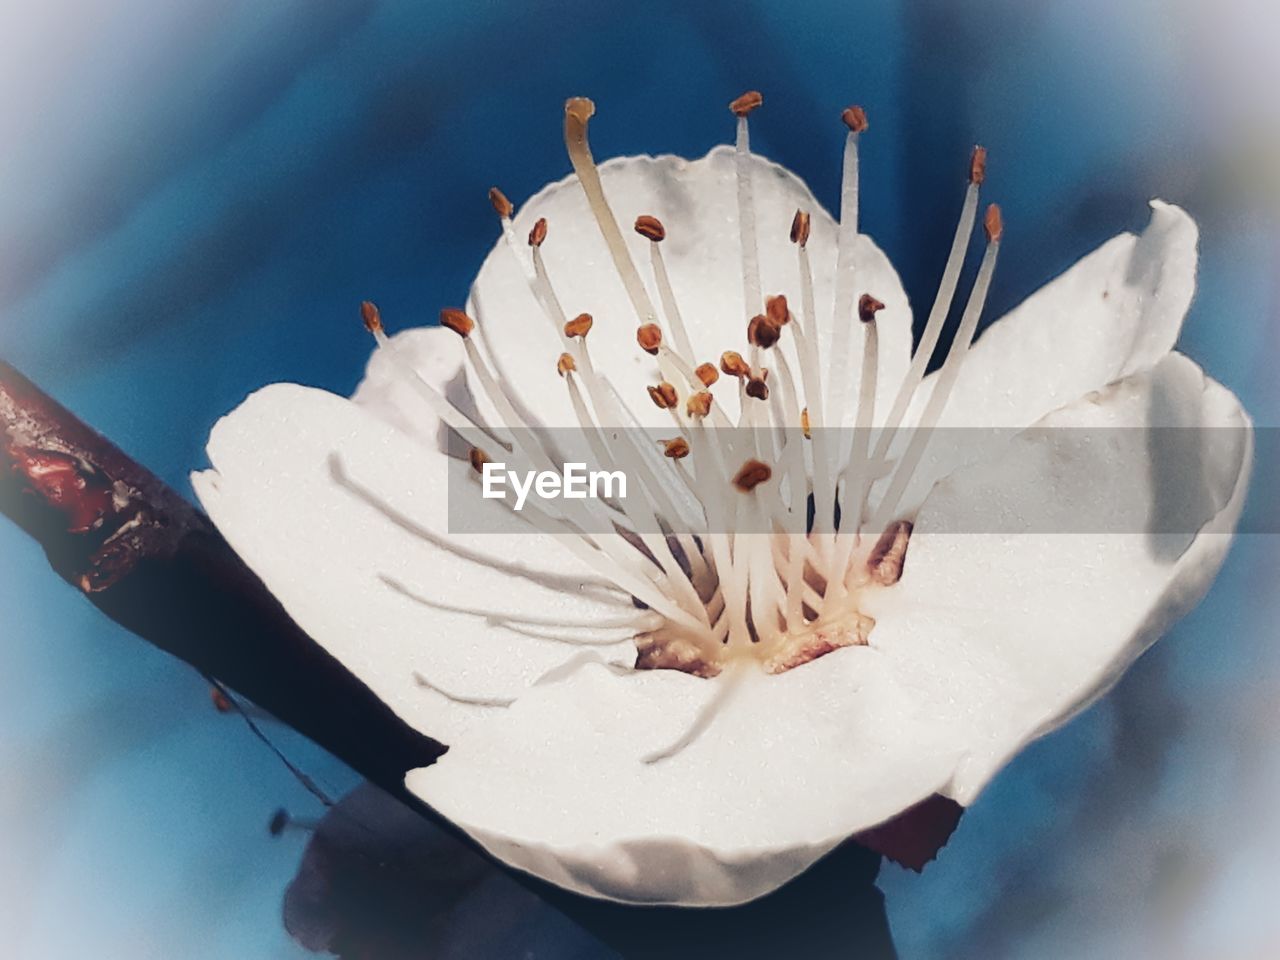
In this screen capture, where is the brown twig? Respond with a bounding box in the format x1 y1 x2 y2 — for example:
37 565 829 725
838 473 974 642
0 359 444 793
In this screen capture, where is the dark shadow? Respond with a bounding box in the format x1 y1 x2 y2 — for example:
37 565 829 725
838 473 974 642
284 782 897 960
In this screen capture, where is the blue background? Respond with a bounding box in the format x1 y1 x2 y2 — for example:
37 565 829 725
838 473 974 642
1 1 1276 956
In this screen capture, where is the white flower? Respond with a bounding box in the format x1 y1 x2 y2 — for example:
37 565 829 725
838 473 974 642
193 94 1253 906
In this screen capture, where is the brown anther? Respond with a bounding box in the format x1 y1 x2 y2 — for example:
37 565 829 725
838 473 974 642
634 215 666 242
359 300 382 335
648 382 678 409
766 294 790 326
720 350 750 378
732 459 772 492
984 203 1003 243
969 146 987 185
636 323 663 355
488 187 513 219
790 209 811 247
801 407 811 439
747 314 781 349
729 90 763 117
745 376 769 401
660 437 690 460
557 352 576 376
468 447 490 474
868 520 913 586
564 312 594 338
858 294 886 323
686 391 714 419
528 217 548 247
695 362 719 387
210 687 232 713
439 307 474 338
841 105 869 133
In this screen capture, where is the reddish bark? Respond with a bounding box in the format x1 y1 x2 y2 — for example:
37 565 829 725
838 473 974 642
856 793 965 871
0 360 444 793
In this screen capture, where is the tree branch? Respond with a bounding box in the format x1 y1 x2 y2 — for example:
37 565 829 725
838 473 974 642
0 359 444 792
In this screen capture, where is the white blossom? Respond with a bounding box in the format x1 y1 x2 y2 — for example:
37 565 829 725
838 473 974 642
194 95 1252 906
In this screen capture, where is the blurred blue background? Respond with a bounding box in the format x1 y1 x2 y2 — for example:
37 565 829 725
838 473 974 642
1 0 1277 956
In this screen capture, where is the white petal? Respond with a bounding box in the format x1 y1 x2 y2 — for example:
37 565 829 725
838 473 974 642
192 383 640 744
406 351 1249 906
887 200 1199 512
863 351 1252 804
467 147 911 430
409 649 961 906
945 200 1196 425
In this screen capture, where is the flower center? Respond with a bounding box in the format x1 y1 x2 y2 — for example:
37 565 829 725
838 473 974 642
361 92 1001 680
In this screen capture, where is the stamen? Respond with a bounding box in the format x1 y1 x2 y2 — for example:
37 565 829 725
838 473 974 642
640 216 697 361
757 348 810 630
872 204 1003 529
637 323 663 355
440 307 545 461
634 215 665 241
361 303 512 456
687 418 746 643
488 200 570 346
563 98 659 324
464 446 691 624
747 314 781 350
827 293 883 599
873 145 986 464
528 217 548 247
564 344 713 630
970 145 987 185
733 459 772 493
789 216 835 538
789 210 811 247
488 187 514 219
686 390 714 420
859 293 885 323
728 90 763 117
841 105 869 134
530 246 570 336
661 437 691 459
867 520 912 585
648 382 678 409
393 104 1003 682
828 104 867 425
765 294 789 327
441 308 662 590
564 312 594 338
440 307 475 338
519 497 707 633
720 351 750 379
